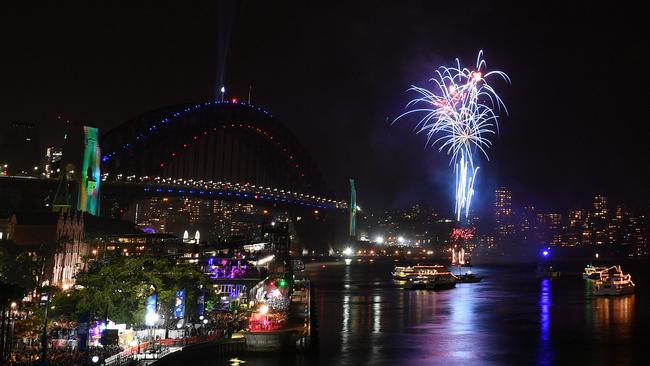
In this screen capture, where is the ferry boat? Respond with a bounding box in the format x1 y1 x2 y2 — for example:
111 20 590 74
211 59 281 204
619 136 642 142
405 273 458 290
593 265 635 296
391 265 446 280
582 264 607 280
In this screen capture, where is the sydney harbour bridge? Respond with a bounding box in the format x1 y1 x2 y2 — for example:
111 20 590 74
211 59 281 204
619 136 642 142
0 100 351 249
100 100 345 212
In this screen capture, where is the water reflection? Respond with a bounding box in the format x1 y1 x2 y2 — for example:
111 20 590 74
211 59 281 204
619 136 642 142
538 278 552 366
372 295 381 333
593 294 635 340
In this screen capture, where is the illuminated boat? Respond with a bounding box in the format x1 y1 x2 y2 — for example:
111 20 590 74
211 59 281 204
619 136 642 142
391 265 446 280
593 266 635 296
404 270 457 290
582 264 607 280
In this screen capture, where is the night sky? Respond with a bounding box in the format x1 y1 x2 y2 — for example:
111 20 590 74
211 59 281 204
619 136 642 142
2 1 648 215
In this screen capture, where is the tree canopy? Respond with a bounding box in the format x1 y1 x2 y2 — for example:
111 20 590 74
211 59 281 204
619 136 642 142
52 254 209 327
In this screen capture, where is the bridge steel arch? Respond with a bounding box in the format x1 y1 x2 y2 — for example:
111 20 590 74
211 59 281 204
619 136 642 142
101 101 327 196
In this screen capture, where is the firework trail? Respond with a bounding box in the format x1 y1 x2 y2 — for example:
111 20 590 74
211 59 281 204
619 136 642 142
395 50 509 221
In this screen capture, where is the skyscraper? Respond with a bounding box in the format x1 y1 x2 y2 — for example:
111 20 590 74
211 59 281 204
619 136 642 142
592 195 608 245
494 187 515 251
495 187 514 234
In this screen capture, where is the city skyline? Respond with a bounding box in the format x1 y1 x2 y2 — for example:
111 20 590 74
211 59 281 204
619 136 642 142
1 1 648 214
1 3 649 365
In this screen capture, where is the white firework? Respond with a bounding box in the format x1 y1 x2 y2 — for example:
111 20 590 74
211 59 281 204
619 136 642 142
395 50 510 221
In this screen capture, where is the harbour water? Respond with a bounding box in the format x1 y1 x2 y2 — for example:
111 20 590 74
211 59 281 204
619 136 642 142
194 260 649 365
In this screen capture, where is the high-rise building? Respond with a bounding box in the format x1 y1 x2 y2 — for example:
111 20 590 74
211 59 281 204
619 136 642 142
566 209 587 246
592 195 609 245
44 147 63 178
593 195 608 219
494 187 515 238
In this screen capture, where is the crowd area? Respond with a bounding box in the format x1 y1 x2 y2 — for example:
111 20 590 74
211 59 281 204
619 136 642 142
4 314 249 365
6 345 122 366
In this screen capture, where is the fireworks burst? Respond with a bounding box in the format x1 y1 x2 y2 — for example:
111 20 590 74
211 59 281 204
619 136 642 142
395 50 509 222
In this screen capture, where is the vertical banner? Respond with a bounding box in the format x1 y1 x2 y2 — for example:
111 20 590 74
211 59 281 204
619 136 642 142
77 313 90 352
174 289 185 319
145 293 158 326
78 126 101 215
197 287 205 317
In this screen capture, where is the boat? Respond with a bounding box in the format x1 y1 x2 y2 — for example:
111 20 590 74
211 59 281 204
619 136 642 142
426 272 457 290
593 265 635 296
391 265 446 280
582 264 607 280
403 270 458 290
456 273 483 283
535 264 561 279
404 276 429 290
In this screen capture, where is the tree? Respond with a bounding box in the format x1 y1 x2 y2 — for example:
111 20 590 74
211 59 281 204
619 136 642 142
1 282 25 362
0 240 40 290
0 238 65 291
52 254 208 327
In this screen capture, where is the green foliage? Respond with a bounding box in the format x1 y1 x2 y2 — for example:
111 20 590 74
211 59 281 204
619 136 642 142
0 238 66 291
52 254 208 327
13 304 51 339
0 240 40 290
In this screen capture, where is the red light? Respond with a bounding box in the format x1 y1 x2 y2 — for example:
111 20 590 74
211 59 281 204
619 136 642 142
321 265 326 268
183 144 188 148
171 153 176 157
269 281 275 286
231 98 238 103
159 163 165 167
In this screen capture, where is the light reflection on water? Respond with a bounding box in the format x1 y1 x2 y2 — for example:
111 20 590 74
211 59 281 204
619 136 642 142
593 294 635 340
179 261 645 366
537 278 552 366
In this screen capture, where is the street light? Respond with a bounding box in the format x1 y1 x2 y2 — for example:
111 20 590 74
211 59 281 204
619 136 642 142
375 236 384 244
220 86 225 102
145 312 159 327
342 247 353 256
